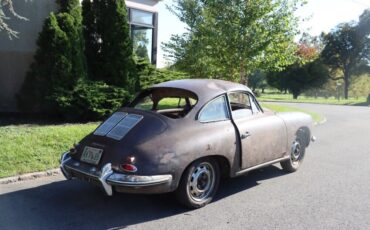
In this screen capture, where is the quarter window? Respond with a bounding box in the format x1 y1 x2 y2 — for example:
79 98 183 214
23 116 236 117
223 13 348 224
229 92 253 119
199 96 229 122
250 96 262 114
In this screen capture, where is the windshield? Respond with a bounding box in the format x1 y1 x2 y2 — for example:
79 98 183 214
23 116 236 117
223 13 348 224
130 88 198 119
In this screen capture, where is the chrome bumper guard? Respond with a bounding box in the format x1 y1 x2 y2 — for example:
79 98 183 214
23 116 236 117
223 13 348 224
60 152 172 196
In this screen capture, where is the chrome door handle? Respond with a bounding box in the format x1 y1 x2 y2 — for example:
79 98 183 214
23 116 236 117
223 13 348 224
241 131 251 139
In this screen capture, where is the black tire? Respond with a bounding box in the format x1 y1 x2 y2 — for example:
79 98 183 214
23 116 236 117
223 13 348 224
280 137 306 173
175 158 220 209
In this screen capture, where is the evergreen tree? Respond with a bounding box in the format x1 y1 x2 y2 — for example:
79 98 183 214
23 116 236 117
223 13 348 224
82 0 100 80
58 0 80 14
17 0 86 113
82 0 137 92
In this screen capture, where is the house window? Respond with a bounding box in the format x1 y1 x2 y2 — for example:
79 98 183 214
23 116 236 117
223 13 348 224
131 9 153 25
129 8 157 64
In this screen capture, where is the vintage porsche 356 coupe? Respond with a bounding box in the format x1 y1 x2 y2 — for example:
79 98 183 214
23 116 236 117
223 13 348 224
60 79 315 208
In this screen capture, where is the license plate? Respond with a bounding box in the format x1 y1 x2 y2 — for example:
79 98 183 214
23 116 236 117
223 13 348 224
81 146 103 165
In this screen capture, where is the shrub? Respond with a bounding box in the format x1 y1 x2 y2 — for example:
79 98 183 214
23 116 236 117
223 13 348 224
138 60 189 89
349 74 370 98
54 80 131 121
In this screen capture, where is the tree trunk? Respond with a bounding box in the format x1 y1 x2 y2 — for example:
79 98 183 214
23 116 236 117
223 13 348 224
239 62 248 85
293 93 299 99
344 69 350 99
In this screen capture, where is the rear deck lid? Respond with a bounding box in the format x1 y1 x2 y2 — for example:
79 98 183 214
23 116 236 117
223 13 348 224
93 112 144 141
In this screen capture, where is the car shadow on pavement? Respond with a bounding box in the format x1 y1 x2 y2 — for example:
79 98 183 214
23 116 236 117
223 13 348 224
0 165 286 230
215 165 286 202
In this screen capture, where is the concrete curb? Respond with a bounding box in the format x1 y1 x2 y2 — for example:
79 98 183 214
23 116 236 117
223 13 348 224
0 168 61 185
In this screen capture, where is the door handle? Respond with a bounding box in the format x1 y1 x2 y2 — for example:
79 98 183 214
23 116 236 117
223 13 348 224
241 131 251 139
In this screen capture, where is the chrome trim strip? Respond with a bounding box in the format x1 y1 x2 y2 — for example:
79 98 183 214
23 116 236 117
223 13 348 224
64 163 114 196
63 161 172 193
235 156 290 176
64 164 100 179
107 174 172 187
60 152 72 180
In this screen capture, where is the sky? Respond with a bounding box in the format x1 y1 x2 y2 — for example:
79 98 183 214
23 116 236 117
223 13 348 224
156 0 370 68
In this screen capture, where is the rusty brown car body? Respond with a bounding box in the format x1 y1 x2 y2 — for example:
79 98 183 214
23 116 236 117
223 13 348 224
60 79 315 208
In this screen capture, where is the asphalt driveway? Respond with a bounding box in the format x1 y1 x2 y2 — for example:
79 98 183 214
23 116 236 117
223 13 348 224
1 103 369 230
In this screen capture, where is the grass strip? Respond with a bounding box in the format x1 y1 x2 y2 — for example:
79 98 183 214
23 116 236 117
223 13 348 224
0 123 99 178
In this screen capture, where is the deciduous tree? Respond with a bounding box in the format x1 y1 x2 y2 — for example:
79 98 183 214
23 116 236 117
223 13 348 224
0 0 28 39
248 70 268 93
163 0 303 83
267 38 329 99
321 9 370 99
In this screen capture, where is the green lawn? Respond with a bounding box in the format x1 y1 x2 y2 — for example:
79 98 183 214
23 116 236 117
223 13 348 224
0 103 323 178
0 123 99 178
258 93 367 105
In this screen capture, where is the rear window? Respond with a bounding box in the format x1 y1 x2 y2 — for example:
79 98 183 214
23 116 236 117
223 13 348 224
130 88 198 119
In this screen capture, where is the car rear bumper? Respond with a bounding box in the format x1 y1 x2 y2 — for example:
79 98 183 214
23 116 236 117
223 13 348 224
60 152 173 195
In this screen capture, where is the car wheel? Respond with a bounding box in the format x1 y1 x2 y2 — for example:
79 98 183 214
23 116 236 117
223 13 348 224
280 137 306 173
176 158 220 209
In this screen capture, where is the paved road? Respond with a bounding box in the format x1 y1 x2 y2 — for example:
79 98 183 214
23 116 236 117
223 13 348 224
1 103 369 230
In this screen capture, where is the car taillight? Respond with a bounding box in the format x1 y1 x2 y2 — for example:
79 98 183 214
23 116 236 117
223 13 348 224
120 164 138 172
126 156 135 164
119 156 137 172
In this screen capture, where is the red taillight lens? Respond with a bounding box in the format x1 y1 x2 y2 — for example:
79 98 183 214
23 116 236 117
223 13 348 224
120 164 137 172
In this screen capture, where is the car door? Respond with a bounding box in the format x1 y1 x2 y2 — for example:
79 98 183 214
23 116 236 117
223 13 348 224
228 92 287 169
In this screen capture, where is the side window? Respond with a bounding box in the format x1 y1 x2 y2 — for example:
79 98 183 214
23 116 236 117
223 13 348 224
228 92 253 119
199 96 229 122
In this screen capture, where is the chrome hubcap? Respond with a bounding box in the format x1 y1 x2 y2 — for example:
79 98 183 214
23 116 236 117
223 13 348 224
188 162 215 202
291 141 301 162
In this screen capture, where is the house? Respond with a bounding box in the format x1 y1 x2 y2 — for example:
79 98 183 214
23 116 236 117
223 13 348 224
0 0 159 112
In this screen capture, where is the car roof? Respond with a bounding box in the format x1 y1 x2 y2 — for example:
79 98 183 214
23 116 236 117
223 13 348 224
151 79 253 104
